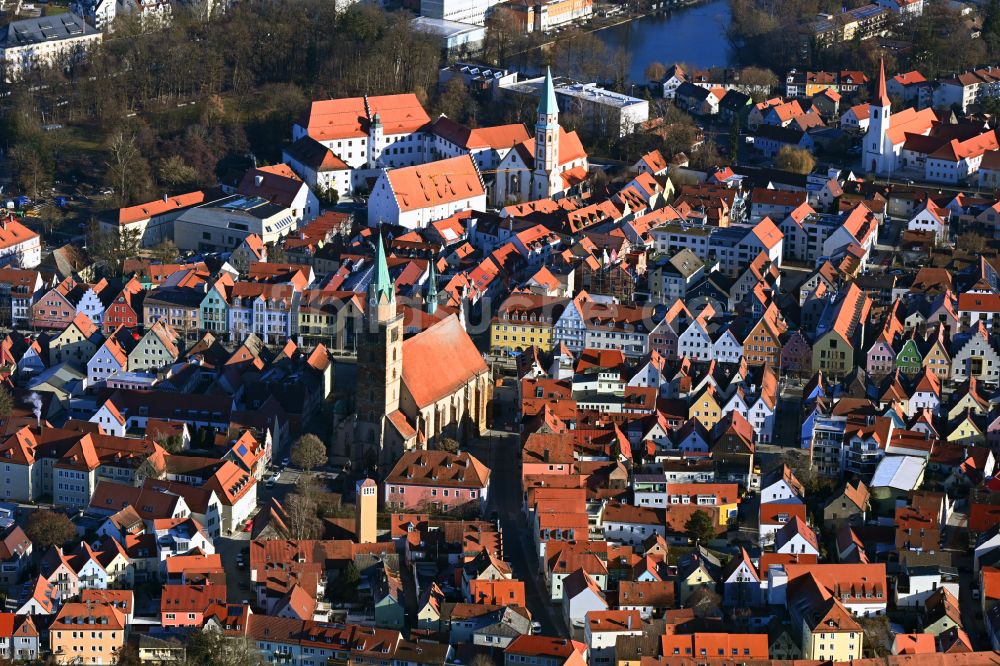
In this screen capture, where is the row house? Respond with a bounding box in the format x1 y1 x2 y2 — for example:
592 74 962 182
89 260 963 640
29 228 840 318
31 277 79 331
228 283 300 344
490 292 568 353
383 450 491 514
779 203 878 268
297 290 363 351
102 278 145 334
142 286 205 342
650 219 783 277
49 600 125 666
0 268 44 328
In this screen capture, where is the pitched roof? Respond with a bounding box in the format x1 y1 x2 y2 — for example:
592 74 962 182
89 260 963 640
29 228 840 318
384 154 484 213
118 191 205 225
283 136 349 171
401 314 487 408
301 94 430 141
384 450 490 489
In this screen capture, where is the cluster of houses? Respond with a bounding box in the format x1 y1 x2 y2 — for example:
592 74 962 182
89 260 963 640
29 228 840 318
3 61 1000 665
659 60 1000 188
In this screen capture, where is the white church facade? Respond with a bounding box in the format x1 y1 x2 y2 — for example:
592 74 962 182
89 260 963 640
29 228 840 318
492 68 590 207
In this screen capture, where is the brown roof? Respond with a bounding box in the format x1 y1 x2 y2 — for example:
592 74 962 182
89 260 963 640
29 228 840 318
384 450 490 489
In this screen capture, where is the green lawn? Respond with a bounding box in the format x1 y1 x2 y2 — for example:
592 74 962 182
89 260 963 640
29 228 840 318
43 5 70 16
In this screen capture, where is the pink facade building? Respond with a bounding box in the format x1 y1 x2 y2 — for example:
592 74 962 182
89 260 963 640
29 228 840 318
383 450 490 513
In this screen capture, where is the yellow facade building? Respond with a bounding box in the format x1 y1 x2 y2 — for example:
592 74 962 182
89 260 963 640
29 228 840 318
490 293 567 353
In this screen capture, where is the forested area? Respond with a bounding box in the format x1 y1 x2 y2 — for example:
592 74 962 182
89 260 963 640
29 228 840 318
0 2 446 206
726 0 993 80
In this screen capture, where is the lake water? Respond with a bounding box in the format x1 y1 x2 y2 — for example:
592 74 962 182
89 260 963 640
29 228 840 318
594 0 736 84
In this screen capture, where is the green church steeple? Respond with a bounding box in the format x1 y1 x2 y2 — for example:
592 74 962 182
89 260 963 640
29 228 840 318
369 232 395 309
538 66 558 117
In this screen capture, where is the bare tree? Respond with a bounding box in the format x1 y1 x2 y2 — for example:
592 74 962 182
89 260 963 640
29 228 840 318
284 492 322 540
645 61 668 83
291 433 328 472
106 129 153 206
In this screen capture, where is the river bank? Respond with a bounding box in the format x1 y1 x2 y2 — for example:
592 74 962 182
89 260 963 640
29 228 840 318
593 0 736 83
504 0 736 86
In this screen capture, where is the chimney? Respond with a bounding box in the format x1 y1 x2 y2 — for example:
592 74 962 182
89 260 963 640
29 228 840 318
163 193 169 202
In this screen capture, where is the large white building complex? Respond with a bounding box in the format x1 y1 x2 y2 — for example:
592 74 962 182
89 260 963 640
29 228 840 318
288 71 587 225
862 60 1000 183
0 14 102 80
554 82 649 138
419 0 502 25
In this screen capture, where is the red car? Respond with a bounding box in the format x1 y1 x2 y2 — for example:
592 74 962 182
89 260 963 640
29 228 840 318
243 520 253 532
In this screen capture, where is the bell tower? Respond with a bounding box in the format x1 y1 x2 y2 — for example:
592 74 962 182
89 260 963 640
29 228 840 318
532 67 561 199
354 231 403 463
863 59 891 176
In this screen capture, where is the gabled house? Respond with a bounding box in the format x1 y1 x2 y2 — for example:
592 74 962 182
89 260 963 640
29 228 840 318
126 320 180 373
49 313 103 367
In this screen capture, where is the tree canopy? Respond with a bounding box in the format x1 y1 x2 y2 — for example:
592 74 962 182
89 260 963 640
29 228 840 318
684 510 716 545
26 509 77 550
291 434 328 472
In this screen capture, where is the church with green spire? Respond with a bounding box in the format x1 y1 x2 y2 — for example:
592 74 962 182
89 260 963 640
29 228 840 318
352 229 405 467
342 229 492 470
490 67 589 207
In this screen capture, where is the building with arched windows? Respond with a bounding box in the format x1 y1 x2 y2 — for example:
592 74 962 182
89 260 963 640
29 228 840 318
341 233 491 469
492 68 589 207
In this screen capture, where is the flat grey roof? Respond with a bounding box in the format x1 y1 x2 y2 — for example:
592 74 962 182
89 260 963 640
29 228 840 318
555 83 646 109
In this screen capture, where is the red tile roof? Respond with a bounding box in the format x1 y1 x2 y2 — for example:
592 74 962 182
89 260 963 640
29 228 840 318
117 191 206 225
385 154 484 213
401 314 487 408
384 450 490 489
302 94 430 141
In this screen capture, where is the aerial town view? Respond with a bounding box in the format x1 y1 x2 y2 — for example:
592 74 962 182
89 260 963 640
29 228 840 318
4 0 1000 662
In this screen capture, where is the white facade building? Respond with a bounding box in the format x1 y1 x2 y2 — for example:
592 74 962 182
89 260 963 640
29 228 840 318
367 154 486 229
420 0 500 26
0 14 102 80
173 195 297 251
555 83 649 138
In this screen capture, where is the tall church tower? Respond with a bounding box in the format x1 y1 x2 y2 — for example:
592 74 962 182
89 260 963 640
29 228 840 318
532 67 561 200
354 232 403 465
863 59 892 176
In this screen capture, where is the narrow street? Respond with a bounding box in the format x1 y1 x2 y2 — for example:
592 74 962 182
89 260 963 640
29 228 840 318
470 429 570 638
